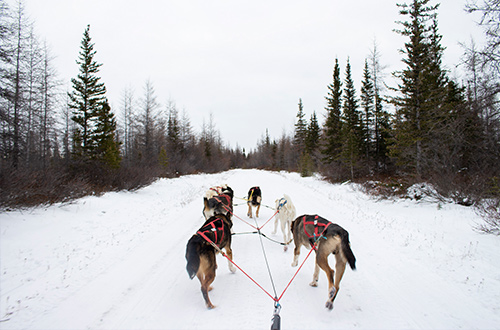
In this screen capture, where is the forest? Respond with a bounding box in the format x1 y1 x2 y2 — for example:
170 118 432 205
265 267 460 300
0 0 499 231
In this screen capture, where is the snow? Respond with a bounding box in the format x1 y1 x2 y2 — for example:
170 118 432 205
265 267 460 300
1 169 499 329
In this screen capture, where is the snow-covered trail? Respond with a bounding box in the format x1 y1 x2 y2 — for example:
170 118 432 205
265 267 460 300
1 169 499 329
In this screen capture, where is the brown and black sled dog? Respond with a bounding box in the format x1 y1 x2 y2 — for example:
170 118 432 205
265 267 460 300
291 214 356 310
203 186 234 221
186 213 236 309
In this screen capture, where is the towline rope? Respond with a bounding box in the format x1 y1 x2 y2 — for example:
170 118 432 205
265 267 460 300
234 196 277 211
214 196 279 232
232 231 293 246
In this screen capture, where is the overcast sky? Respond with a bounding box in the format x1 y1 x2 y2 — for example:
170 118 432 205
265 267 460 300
17 0 485 151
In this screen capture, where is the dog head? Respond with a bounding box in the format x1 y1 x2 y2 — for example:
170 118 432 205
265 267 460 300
221 185 234 199
275 197 287 211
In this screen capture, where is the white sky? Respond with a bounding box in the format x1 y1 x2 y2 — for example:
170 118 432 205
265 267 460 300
16 0 485 151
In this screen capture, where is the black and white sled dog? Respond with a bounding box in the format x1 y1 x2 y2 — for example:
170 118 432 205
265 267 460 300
203 185 234 221
186 213 236 309
291 214 356 310
246 186 262 218
273 194 296 251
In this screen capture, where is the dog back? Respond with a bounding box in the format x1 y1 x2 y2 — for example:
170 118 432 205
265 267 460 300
186 214 232 279
248 186 262 206
292 214 356 270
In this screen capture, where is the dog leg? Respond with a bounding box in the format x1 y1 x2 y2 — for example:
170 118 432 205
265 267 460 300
316 253 335 310
225 246 236 273
281 220 287 245
309 259 320 287
200 270 216 309
291 244 301 267
325 254 347 309
247 204 252 218
281 221 289 252
272 217 278 235
256 204 260 218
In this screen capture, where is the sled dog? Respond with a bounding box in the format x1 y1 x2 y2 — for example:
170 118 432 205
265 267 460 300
273 194 296 251
291 214 356 310
247 186 262 218
204 184 228 200
186 213 236 309
203 186 234 221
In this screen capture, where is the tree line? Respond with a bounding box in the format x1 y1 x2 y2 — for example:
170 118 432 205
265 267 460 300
0 0 499 210
0 0 245 207
251 0 499 205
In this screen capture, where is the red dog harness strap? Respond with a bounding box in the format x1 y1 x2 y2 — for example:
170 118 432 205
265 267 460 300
197 217 225 246
302 215 331 240
217 194 231 205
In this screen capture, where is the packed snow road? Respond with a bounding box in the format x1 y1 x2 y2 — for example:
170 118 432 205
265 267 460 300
1 169 499 329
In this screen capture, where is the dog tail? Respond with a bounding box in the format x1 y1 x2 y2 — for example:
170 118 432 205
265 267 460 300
186 235 202 279
340 230 356 270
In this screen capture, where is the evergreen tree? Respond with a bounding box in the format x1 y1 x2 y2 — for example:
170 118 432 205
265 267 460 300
305 111 320 154
360 59 374 159
294 98 307 153
167 100 182 154
322 58 343 163
340 58 362 179
68 25 106 159
391 0 442 177
373 90 391 170
92 98 121 168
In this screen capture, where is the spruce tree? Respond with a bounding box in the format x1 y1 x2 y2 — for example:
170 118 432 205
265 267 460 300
68 24 106 159
391 0 442 177
92 98 121 169
306 111 320 154
294 98 307 153
360 60 374 160
373 90 391 171
322 58 343 163
340 58 362 179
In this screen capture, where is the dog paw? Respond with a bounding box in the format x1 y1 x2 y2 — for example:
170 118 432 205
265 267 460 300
328 287 337 299
325 301 333 310
229 265 236 273
283 245 288 252
207 303 216 309
309 281 318 287
291 261 298 267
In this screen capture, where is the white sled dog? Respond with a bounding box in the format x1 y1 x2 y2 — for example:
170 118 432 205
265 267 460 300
273 194 296 251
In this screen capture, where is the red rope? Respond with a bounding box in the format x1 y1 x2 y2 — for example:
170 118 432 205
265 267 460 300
197 228 317 304
224 250 278 302
204 196 319 304
276 246 316 302
257 209 279 230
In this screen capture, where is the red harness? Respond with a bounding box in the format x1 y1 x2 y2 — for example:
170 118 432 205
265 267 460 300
214 194 232 212
197 217 226 247
302 215 332 241
217 194 231 205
